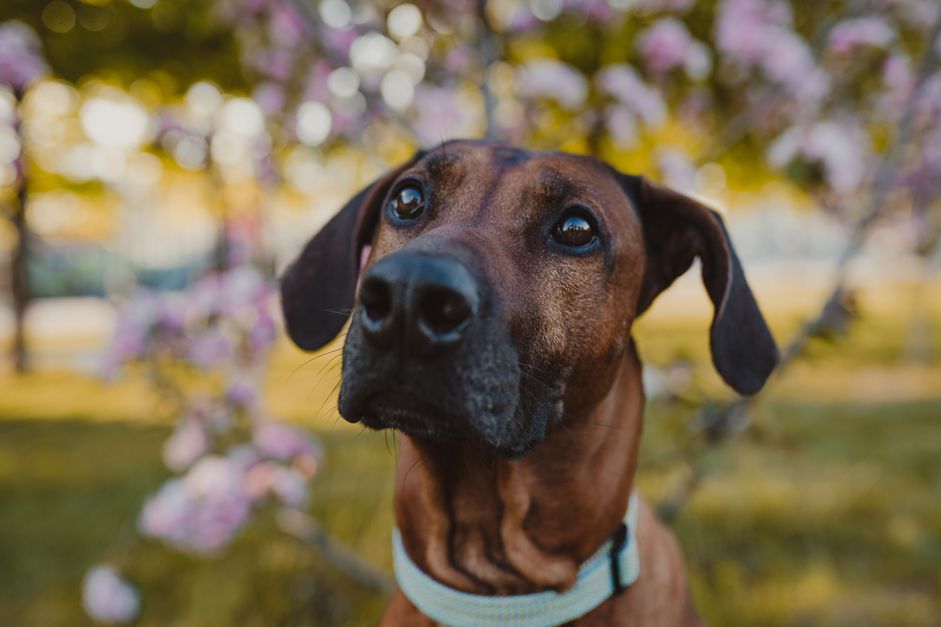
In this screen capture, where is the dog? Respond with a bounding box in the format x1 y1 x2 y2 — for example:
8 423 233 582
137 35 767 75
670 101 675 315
281 140 778 626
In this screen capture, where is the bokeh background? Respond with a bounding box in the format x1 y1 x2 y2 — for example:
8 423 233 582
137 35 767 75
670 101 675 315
1 0 940 625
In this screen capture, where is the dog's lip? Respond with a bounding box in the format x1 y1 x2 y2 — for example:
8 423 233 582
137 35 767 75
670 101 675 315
355 393 464 440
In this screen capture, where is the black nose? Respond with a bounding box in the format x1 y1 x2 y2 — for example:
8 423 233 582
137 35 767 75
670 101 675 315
357 252 479 351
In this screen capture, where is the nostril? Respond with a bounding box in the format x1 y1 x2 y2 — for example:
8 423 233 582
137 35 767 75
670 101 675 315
419 287 473 337
359 278 392 324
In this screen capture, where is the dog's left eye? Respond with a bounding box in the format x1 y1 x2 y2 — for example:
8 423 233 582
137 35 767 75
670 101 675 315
551 208 597 249
388 184 425 221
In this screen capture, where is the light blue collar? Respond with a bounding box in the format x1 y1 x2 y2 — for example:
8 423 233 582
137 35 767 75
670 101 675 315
392 493 640 627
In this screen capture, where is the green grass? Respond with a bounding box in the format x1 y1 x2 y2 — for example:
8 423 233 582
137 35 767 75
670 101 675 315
2 397 940 626
0 420 398 627
1 301 940 626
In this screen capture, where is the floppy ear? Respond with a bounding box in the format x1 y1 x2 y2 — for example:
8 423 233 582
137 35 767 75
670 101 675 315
281 151 425 351
619 174 779 395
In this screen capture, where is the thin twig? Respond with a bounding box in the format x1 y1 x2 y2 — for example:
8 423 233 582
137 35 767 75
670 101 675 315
658 9 941 521
277 509 397 596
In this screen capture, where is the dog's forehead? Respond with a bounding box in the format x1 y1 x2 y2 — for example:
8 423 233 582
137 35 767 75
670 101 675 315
413 142 630 214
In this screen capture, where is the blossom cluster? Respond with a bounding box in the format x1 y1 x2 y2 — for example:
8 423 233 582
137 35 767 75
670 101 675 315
139 436 320 553
85 264 323 623
82 566 141 625
105 264 277 375
0 22 48 92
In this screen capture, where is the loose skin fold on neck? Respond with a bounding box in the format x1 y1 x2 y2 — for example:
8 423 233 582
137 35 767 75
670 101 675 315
393 346 645 597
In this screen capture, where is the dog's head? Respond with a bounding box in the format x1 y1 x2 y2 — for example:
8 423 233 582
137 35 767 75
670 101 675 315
282 140 778 457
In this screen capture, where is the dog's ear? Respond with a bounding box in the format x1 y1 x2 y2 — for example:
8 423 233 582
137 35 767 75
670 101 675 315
281 151 426 351
619 174 779 395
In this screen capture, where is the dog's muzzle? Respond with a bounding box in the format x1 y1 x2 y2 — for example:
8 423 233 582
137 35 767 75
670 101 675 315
337 249 543 453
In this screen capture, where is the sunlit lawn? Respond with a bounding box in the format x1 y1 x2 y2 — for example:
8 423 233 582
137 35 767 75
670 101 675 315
1 287 939 626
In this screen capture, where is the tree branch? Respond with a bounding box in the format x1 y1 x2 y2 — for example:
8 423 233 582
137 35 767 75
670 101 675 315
658 7 941 522
276 509 397 596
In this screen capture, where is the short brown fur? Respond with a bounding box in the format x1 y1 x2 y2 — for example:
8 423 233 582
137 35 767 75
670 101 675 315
282 140 777 626
369 143 701 625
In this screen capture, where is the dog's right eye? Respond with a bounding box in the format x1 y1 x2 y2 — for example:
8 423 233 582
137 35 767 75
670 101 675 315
387 184 425 222
551 208 598 250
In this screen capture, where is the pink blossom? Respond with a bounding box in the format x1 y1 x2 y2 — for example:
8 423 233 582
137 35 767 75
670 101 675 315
253 49 293 82
268 2 309 49
917 74 941 120
656 148 697 192
760 28 829 101
222 264 272 310
236 456 310 507
254 421 322 462
245 460 275 499
188 328 232 368
139 456 254 553
595 64 666 127
187 273 223 320
715 0 790 65
412 85 476 147
303 60 333 104
605 105 638 149
715 0 828 103
505 6 539 32
226 378 258 410
82 566 140 625
880 53 914 114
249 310 278 355
226 443 262 471
0 22 48 91
163 421 209 471
443 46 473 74
768 121 870 193
108 300 154 363
321 27 358 58
828 17 895 54
269 466 309 507
253 81 287 115
516 59 588 110
801 121 869 193
637 18 695 76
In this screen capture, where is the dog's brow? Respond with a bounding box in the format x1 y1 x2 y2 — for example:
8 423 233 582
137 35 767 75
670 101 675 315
535 171 577 205
424 152 461 179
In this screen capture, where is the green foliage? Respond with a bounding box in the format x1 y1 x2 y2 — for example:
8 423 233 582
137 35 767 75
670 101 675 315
0 0 244 94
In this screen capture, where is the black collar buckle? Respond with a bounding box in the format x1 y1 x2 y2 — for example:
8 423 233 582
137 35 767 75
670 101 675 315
609 522 629 596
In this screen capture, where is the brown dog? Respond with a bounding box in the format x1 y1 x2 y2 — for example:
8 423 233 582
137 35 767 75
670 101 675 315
281 140 778 625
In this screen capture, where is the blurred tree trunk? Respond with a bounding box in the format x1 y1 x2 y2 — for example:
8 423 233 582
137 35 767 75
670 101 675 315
475 0 500 140
10 88 29 374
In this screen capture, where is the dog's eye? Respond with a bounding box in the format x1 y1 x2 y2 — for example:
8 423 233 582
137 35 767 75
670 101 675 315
552 209 597 248
388 184 425 221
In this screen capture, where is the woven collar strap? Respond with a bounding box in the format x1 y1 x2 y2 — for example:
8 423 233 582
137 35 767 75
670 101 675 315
392 493 641 627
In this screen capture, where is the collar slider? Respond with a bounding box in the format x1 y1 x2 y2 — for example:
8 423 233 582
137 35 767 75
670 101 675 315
609 521 629 595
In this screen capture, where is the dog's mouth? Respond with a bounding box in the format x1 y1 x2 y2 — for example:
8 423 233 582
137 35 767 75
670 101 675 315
342 382 561 459
355 392 465 442
337 305 562 458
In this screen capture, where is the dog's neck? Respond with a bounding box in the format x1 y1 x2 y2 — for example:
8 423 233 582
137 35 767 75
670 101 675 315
393 347 645 595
